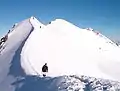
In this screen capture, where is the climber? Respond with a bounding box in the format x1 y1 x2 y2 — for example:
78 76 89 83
0 40 2 46
42 63 48 77
1 35 8 43
8 30 11 34
12 24 16 28
49 22 51 24
116 43 119 46
0 37 3 48
1 37 4 42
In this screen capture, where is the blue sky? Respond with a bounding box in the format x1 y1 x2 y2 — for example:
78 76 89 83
0 0 120 41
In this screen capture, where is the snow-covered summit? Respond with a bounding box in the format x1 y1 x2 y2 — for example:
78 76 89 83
30 16 45 29
0 17 120 91
21 17 120 80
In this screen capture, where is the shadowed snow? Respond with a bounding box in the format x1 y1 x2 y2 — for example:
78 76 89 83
0 18 33 91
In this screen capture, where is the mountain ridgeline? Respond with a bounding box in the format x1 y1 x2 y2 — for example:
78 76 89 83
0 17 120 91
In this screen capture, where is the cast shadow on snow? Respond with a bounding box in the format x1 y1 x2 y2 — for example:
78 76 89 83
7 26 59 91
8 27 34 77
12 75 58 91
6 25 93 91
8 40 26 77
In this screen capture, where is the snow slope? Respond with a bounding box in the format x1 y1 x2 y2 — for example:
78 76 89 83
0 18 34 91
21 17 120 81
0 16 120 91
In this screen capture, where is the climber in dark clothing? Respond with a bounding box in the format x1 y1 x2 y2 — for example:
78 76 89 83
0 41 2 46
1 35 8 43
42 63 48 77
0 34 8 50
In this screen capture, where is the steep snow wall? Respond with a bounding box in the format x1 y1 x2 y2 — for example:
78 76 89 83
21 18 120 81
0 18 34 91
20 17 46 75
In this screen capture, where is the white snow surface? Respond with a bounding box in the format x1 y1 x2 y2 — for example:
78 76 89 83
21 17 120 81
0 17 120 91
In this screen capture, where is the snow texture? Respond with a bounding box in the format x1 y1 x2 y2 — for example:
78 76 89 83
0 16 120 91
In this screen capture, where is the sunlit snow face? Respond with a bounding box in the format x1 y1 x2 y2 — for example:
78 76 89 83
21 18 120 81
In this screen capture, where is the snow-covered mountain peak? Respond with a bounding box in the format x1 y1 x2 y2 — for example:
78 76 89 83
0 17 120 91
49 19 81 30
20 17 120 81
30 16 45 29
